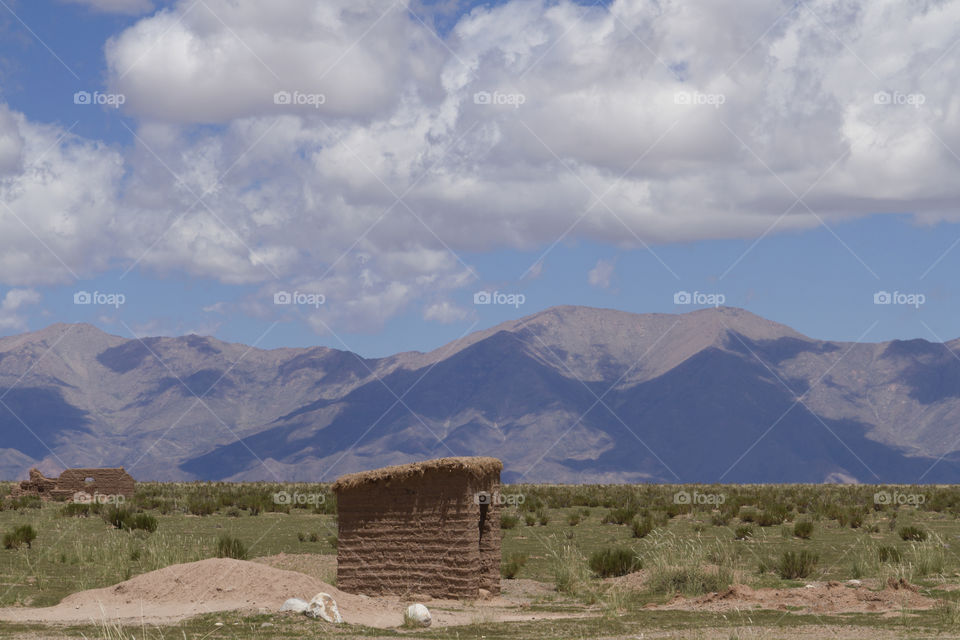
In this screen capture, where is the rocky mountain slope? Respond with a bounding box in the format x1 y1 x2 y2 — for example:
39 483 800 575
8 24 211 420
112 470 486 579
1 306 959 483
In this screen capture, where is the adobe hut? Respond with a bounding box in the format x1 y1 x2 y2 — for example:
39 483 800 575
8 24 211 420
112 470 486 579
11 467 135 501
332 457 502 599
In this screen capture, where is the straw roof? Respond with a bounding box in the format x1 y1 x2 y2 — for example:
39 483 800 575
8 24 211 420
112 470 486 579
332 456 502 492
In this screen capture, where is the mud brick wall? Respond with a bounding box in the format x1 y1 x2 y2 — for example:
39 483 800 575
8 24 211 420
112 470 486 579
50 468 136 500
10 469 57 498
477 480 502 594
11 467 135 501
336 465 501 599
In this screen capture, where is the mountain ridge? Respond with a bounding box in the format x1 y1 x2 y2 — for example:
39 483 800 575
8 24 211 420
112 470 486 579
1 305 959 483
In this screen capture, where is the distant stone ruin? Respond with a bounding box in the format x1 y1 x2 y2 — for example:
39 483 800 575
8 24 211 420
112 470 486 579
10 467 135 501
333 456 502 599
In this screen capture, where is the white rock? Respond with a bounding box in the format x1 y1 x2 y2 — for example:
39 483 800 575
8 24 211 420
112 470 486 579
306 592 343 624
281 598 309 613
846 579 862 587
405 603 432 627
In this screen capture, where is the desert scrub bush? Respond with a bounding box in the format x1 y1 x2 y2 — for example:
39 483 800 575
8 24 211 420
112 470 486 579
775 550 818 579
524 514 536 526
129 513 158 533
877 545 902 563
61 502 91 517
756 509 786 527
186 496 218 516
501 553 528 579
899 525 927 541
631 514 655 538
738 507 759 523
500 513 520 529
545 539 591 594
589 547 640 578
567 513 581 526
602 506 637 525
537 510 550 526
734 525 753 540
640 532 735 596
711 512 731 526
326 534 338 549
2 524 36 550
793 521 814 539
215 534 248 560
910 536 946 577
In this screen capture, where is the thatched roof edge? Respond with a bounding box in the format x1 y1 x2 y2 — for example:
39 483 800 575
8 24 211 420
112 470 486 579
332 457 502 492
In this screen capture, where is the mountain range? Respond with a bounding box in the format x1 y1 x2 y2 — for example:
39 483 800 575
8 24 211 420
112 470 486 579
1 305 959 484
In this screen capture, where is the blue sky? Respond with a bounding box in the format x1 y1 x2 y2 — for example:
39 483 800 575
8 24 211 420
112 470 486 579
0 0 959 357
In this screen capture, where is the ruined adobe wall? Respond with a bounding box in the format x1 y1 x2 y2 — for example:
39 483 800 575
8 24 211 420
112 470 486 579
10 469 57 498
337 470 499 598
51 468 135 500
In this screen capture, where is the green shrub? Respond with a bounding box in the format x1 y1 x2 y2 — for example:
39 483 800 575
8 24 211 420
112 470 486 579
711 512 731 526
500 513 519 529
646 565 732 596
877 545 902 563
524 514 536 526
900 526 927 541
537 511 550 526
326 535 338 549
2 524 36 550
61 503 91 518
776 550 818 579
129 513 158 533
756 509 786 527
631 514 655 538
567 513 581 526
187 497 218 516
308 532 319 542
589 547 640 578
602 507 637 525
734 525 753 540
215 534 248 560
793 521 814 539
501 553 528 579
103 506 133 530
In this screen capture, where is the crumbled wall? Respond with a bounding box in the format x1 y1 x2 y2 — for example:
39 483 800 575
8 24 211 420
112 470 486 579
10 467 135 501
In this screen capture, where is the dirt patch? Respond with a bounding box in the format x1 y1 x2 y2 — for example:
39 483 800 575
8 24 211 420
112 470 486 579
0 557 573 628
253 553 337 584
654 579 936 614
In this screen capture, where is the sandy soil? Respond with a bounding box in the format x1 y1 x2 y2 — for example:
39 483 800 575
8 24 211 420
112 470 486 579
653 577 936 614
0 556 576 628
0 556 942 634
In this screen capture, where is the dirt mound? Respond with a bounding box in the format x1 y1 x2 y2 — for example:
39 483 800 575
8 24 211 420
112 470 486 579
0 558 399 627
658 580 936 614
0 557 575 628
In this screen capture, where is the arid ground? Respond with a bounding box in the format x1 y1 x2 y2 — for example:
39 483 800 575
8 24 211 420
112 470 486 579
2 482 960 639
